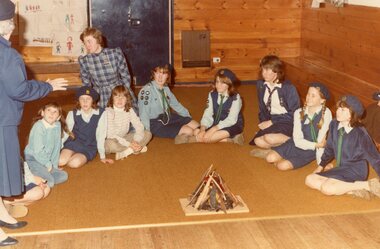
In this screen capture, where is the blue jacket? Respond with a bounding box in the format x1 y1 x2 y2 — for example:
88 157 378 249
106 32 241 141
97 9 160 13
256 79 300 124
0 36 52 126
138 81 191 131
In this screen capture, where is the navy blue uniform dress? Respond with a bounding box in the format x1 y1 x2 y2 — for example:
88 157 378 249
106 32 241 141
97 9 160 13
273 111 323 168
63 109 104 161
209 91 243 137
249 80 300 145
0 36 52 196
318 119 380 182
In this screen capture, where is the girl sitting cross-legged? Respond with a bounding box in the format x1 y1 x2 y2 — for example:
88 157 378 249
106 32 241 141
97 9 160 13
305 95 380 200
265 82 332 171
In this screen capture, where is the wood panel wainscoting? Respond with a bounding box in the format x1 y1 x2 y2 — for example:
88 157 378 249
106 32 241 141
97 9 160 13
291 0 380 107
173 0 302 82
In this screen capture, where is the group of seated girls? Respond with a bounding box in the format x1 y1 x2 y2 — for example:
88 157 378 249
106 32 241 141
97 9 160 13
7 55 380 219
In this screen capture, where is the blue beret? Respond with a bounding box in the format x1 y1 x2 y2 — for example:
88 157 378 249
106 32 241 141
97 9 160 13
217 68 238 84
308 82 330 100
341 95 364 117
372 91 380 101
0 0 15 21
76 86 99 102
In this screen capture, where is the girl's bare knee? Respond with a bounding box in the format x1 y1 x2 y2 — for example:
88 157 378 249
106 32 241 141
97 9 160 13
305 174 318 188
265 152 278 163
277 161 293 171
68 158 86 168
320 183 336 196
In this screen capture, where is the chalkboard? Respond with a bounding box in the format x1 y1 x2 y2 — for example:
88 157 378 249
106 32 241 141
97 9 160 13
90 0 171 85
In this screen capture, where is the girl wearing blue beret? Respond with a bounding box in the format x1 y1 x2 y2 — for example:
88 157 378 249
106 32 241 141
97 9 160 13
249 55 300 158
266 82 332 170
182 68 244 144
59 86 104 168
306 95 380 199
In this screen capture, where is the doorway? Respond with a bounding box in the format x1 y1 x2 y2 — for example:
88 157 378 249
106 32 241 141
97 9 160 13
90 0 172 85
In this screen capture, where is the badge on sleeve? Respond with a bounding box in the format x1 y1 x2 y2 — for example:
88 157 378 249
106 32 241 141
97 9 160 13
144 101 148 105
146 91 150 95
145 96 149 100
141 90 145 95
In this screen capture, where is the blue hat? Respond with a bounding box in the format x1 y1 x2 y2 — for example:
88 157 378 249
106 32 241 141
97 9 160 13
308 82 330 100
0 0 15 21
76 86 99 102
341 95 364 117
372 91 380 101
217 69 237 84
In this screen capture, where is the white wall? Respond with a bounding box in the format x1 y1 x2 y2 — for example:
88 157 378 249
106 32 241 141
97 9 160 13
349 0 380 7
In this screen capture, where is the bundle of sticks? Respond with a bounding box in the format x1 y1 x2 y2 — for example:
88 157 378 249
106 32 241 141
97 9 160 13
187 165 243 213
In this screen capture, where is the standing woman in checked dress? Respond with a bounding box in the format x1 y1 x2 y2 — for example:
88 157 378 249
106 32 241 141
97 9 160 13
305 95 380 199
78 27 137 110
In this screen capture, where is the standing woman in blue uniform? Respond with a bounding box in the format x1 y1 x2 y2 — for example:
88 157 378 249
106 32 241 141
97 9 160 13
249 55 300 158
305 95 380 199
266 82 332 170
185 69 244 145
78 27 137 110
0 0 67 245
138 65 199 141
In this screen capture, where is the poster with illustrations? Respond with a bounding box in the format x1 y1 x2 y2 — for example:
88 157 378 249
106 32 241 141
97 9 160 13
18 0 87 56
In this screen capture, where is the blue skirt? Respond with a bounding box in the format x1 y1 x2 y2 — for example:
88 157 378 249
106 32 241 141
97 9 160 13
318 165 368 183
150 113 192 138
249 121 293 145
209 123 243 138
63 139 97 161
0 126 24 196
273 139 315 168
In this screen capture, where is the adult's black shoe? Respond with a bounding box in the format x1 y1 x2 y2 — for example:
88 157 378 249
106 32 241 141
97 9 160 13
0 237 18 247
0 220 27 229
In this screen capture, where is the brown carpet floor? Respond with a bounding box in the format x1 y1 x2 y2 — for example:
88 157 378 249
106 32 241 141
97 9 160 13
12 85 380 234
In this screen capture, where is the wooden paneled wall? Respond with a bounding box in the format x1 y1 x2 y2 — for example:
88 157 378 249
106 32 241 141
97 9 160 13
285 0 380 106
173 0 302 82
11 0 301 84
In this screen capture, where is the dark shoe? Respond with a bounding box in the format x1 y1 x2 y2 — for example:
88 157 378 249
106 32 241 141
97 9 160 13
0 237 18 246
0 220 27 229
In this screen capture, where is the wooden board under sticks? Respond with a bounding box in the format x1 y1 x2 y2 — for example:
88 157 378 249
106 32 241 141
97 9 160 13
179 195 249 216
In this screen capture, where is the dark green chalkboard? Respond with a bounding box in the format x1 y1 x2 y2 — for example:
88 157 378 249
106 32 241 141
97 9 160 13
91 0 172 85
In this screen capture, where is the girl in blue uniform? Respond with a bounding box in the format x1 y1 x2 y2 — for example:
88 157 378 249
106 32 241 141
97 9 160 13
59 86 104 168
25 102 70 188
266 82 332 170
138 65 199 142
305 95 380 199
185 69 244 144
249 55 300 158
